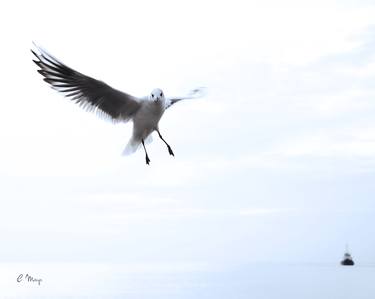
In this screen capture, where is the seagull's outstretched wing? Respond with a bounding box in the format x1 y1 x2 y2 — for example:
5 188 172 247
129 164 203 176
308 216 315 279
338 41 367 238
166 87 207 109
32 45 141 121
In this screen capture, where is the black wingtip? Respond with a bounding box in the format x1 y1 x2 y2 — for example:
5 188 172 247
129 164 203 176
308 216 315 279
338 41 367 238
31 49 40 60
37 69 47 76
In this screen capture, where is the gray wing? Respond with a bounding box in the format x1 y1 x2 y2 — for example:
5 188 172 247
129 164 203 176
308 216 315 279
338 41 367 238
32 46 141 121
165 87 206 109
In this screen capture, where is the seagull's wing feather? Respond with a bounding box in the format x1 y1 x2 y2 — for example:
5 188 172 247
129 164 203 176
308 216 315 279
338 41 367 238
32 46 141 121
166 87 206 109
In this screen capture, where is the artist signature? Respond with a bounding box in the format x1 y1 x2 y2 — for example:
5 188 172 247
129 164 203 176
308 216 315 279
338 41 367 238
17 273 42 286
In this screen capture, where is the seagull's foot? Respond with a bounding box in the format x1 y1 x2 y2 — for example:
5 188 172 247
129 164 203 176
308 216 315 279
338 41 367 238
167 146 174 156
145 155 151 165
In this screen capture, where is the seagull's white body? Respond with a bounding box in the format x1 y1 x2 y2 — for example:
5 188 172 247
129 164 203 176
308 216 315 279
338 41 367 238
125 89 166 154
31 45 205 164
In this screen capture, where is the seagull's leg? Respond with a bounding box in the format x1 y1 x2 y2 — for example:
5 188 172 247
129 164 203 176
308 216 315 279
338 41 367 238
142 139 151 165
157 130 174 156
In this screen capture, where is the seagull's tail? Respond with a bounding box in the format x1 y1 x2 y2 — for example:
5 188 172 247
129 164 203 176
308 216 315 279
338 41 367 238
122 138 140 156
122 135 153 156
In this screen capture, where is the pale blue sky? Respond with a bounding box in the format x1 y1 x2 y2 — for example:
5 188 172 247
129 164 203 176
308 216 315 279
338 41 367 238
0 0 375 270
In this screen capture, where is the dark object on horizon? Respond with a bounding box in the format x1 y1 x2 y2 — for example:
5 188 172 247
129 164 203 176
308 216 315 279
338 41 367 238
341 245 355 266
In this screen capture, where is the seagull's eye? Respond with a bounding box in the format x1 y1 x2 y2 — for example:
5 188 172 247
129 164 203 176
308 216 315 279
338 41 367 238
160 92 163 97
152 94 154 98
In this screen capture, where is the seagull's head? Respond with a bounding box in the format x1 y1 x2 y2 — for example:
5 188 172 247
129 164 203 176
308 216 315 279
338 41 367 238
150 88 165 103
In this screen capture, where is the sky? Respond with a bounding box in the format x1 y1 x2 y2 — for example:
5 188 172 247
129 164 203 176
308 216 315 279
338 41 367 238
0 0 375 270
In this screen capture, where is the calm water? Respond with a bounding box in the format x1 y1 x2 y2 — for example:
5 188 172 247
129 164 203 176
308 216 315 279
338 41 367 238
1 262 374 299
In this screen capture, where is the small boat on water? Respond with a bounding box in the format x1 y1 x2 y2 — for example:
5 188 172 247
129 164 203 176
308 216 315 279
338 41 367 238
341 245 354 266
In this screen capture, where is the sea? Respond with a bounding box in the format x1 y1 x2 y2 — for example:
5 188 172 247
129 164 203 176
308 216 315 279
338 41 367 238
0 262 374 299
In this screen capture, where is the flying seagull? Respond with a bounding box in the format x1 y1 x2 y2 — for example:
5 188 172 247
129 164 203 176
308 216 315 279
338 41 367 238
31 45 205 165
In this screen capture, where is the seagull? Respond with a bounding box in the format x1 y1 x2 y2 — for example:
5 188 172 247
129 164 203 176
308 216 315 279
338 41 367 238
31 45 205 165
